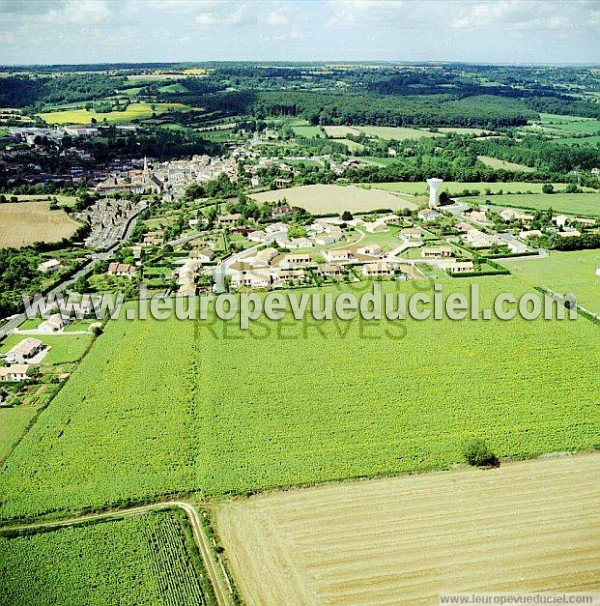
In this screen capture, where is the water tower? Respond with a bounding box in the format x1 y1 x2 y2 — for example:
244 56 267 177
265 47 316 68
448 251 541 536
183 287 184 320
426 178 444 208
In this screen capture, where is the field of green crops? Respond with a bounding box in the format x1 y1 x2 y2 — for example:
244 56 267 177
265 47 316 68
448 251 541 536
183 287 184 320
501 250 600 316
462 193 600 218
0 407 35 464
0 511 214 606
1 278 598 520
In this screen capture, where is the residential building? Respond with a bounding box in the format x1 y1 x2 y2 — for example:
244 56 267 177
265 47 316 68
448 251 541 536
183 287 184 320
357 244 382 256
365 220 388 233
283 253 311 266
421 246 453 259
107 263 136 278
447 261 475 274
38 313 67 333
37 259 61 274
326 249 353 263
362 262 395 277
4 338 45 364
247 230 266 243
418 209 442 223
272 204 293 219
254 248 278 265
0 364 30 381
194 249 215 263
219 213 241 227
318 264 344 278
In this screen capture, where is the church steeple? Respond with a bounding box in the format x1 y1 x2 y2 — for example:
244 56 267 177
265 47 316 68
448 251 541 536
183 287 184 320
143 155 149 178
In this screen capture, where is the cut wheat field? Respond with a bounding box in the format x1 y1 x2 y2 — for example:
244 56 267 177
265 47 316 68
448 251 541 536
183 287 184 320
0 202 80 248
216 454 600 606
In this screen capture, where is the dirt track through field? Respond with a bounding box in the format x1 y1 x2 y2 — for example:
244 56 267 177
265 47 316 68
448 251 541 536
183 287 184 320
216 454 600 605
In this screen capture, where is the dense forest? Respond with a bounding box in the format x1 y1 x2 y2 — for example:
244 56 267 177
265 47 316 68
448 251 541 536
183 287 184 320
4 63 600 128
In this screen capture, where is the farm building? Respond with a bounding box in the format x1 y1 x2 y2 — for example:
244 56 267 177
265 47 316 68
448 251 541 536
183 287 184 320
37 259 61 274
4 338 45 364
0 364 30 382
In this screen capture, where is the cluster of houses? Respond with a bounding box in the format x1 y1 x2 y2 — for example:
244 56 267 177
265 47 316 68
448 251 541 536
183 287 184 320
0 337 49 382
226 242 404 289
95 154 239 200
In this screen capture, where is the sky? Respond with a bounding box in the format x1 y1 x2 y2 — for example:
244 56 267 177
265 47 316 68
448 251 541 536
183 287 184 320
0 0 599 65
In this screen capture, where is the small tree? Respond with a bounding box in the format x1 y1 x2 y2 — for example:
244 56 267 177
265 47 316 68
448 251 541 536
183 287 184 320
341 210 353 221
463 439 499 467
542 183 555 194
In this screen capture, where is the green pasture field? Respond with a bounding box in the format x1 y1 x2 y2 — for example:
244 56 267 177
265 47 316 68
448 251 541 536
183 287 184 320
292 125 326 138
0 407 35 465
336 138 364 151
556 135 600 146
38 102 190 125
199 129 237 142
354 156 403 166
0 511 214 606
437 127 493 135
0 334 93 366
364 182 594 196
501 250 600 316
477 156 535 173
0 278 598 520
462 193 600 218
355 126 438 140
539 113 594 124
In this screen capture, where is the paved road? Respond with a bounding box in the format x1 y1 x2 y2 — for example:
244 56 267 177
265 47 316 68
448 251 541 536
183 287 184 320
0 206 146 340
0 500 233 606
212 230 286 292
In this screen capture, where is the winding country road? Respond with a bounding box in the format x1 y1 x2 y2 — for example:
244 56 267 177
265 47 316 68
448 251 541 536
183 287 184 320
0 500 233 606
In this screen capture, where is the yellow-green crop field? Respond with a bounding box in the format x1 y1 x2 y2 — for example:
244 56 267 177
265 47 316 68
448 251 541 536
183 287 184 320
0 277 598 520
38 102 191 125
0 511 215 606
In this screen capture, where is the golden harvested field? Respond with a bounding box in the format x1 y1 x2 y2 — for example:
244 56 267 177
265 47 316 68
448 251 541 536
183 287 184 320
251 184 417 214
0 202 80 248
323 125 363 138
216 454 600 606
